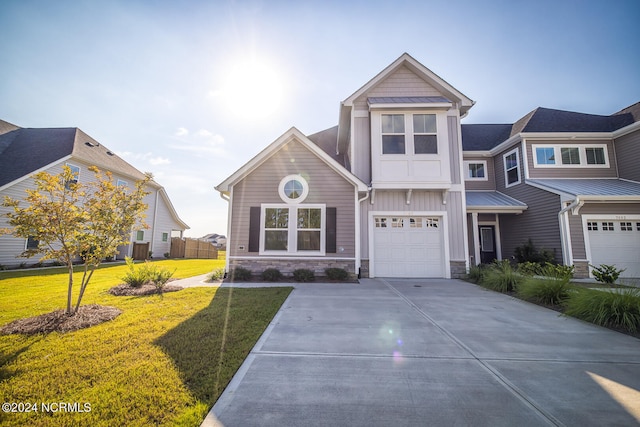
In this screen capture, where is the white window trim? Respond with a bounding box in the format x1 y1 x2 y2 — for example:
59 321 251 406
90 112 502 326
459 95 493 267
259 203 326 256
503 148 521 187
380 112 439 156
532 144 610 168
278 174 309 204
464 160 488 181
65 163 81 187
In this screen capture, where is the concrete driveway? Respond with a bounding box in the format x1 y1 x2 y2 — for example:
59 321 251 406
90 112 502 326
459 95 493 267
203 278 640 426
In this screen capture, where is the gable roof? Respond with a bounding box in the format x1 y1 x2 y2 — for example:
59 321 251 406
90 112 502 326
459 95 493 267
306 125 350 169
461 124 513 151
215 127 368 193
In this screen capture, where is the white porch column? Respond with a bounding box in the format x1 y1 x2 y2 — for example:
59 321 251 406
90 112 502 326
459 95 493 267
472 212 480 265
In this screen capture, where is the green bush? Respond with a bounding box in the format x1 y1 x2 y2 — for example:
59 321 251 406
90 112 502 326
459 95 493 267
208 267 226 281
481 260 522 293
230 267 251 281
590 264 625 285
293 268 315 282
151 266 176 290
517 276 571 306
261 268 283 282
325 267 349 281
122 257 152 287
514 238 555 264
466 264 487 284
516 261 540 277
565 287 640 332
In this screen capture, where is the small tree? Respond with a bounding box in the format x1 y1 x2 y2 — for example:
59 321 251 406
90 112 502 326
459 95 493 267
2 165 150 315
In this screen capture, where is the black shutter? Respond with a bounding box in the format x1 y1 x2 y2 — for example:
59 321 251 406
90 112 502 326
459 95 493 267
248 207 260 253
326 207 337 253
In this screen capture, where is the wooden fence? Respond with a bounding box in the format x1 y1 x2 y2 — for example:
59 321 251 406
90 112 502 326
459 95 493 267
170 237 218 259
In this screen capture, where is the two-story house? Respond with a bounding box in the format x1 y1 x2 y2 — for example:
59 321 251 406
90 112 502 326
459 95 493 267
0 120 189 267
216 53 640 279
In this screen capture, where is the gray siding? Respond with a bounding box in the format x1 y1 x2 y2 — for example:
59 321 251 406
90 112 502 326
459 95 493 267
525 139 618 179
230 140 356 258
496 145 563 262
463 156 496 190
353 65 442 110
353 116 371 184
448 116 461 185
360 190 466 261
615 128 640 182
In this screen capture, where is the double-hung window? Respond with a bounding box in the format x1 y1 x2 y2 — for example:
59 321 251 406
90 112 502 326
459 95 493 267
503 148 520 187
261 205 325 254
65 163 80 189
464 161 487 180
381 113 438 155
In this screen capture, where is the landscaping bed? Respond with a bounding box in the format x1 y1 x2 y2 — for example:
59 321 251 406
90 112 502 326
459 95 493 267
1 304 121 335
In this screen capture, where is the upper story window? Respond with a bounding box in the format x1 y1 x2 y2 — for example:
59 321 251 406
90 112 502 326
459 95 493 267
503 148 521 187
278 175 309 204
65 163 80 189
464 161 487 181
117 179 128 187
533 144 609 168
381 113 438 155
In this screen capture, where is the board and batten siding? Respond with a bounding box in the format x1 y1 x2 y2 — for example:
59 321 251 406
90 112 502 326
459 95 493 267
359 190 467 262
353 116 371 184
352 65 444 111
448 115 462 185
525 139 618 179
615 128 640 182
229 140 357 258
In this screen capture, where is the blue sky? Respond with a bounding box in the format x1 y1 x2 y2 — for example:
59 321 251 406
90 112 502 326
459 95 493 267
2 0 639 237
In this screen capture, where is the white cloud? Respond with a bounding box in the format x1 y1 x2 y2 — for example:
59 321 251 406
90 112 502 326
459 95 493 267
175 127 189 137
149 156 171 165
168 127 226 155
116 151 171 166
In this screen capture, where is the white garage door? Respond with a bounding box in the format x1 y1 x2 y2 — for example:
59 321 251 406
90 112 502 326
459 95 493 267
587 220 640 278
373 216 444 278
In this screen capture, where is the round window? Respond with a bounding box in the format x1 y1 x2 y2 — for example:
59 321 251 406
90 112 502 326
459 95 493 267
278 175 309 203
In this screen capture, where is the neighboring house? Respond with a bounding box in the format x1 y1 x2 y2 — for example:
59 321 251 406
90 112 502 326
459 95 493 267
216 53 640 279
0 120 189 267
201 233 227 248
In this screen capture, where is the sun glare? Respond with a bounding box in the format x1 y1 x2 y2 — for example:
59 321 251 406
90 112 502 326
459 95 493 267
214 55 286 120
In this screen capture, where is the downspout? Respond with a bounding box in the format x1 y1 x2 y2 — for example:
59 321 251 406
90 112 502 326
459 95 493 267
220 191 231 275
558 197 580 266
355 188 370 278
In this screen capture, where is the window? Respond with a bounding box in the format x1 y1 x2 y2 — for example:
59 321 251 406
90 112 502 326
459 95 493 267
602 222 614 231
391 218 404 228
381 114 405 154
532 144 609 167
409 218 422 228
162 232 168 242
503 149 520 186
26 236 39 250
261 205 325 254
413 114 437 154
561 147 580 165
621 222 633 231
587 222 598 231
136 230 144 241
465 161 487 180
426 218 439 228
535 147 555 165
278 175 309 203
117 179 128 187
637 222 640 231
65 163 80 189
375 218 387 228
585 147 606 165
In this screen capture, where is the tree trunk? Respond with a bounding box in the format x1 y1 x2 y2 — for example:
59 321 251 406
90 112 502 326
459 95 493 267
66 262 74 316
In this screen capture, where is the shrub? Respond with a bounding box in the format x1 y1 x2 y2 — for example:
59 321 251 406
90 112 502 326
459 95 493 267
517 276 571 306
325 267 349 281
261 268 283 282
208 267 226 281
565 287 640 332
481 260 522 293
122 257 151 288
467 264 487 284
293 268 315 282
230 267 251 281
590 264 625 285
514 238 555 264
151 266 176 290
538 263 574 280
164 252 170 259
516 261 540 277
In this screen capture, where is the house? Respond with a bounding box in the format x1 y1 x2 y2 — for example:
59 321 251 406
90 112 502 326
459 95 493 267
0 120 189 267
201 233 227 248
216 53 640 279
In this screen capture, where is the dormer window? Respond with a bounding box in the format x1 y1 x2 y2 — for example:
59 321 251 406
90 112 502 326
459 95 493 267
381 113 438 155
413 114 437 154
382 114 405 154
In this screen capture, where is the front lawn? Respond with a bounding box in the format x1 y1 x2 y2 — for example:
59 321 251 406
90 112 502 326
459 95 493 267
0 260 292 426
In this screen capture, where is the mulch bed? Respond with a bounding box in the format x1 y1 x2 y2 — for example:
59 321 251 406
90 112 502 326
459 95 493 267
108 283 183 296
1 304 122 335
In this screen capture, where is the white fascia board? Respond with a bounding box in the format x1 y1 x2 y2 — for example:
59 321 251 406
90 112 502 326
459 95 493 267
613 120 640 138
368 102 452 110
463 151 493 157
520 132 613 141
215 127 368 193
158 187 190 230
0 155 72 192
466 206 527 213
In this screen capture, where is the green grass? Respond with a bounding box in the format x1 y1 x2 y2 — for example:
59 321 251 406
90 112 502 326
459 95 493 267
565 287 640 332
0 260 292 426
517 276 572 306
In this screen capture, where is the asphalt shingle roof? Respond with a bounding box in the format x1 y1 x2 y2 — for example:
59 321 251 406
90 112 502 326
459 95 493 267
461 124 513 151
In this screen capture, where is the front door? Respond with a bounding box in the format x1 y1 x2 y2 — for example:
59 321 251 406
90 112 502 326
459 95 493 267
479 226 496 264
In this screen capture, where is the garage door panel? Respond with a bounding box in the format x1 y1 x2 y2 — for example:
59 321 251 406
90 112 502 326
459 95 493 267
587 220 640 278
373 215 445 278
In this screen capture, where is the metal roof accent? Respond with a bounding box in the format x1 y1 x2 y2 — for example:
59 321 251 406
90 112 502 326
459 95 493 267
465 191 527 212
527 178 640 199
